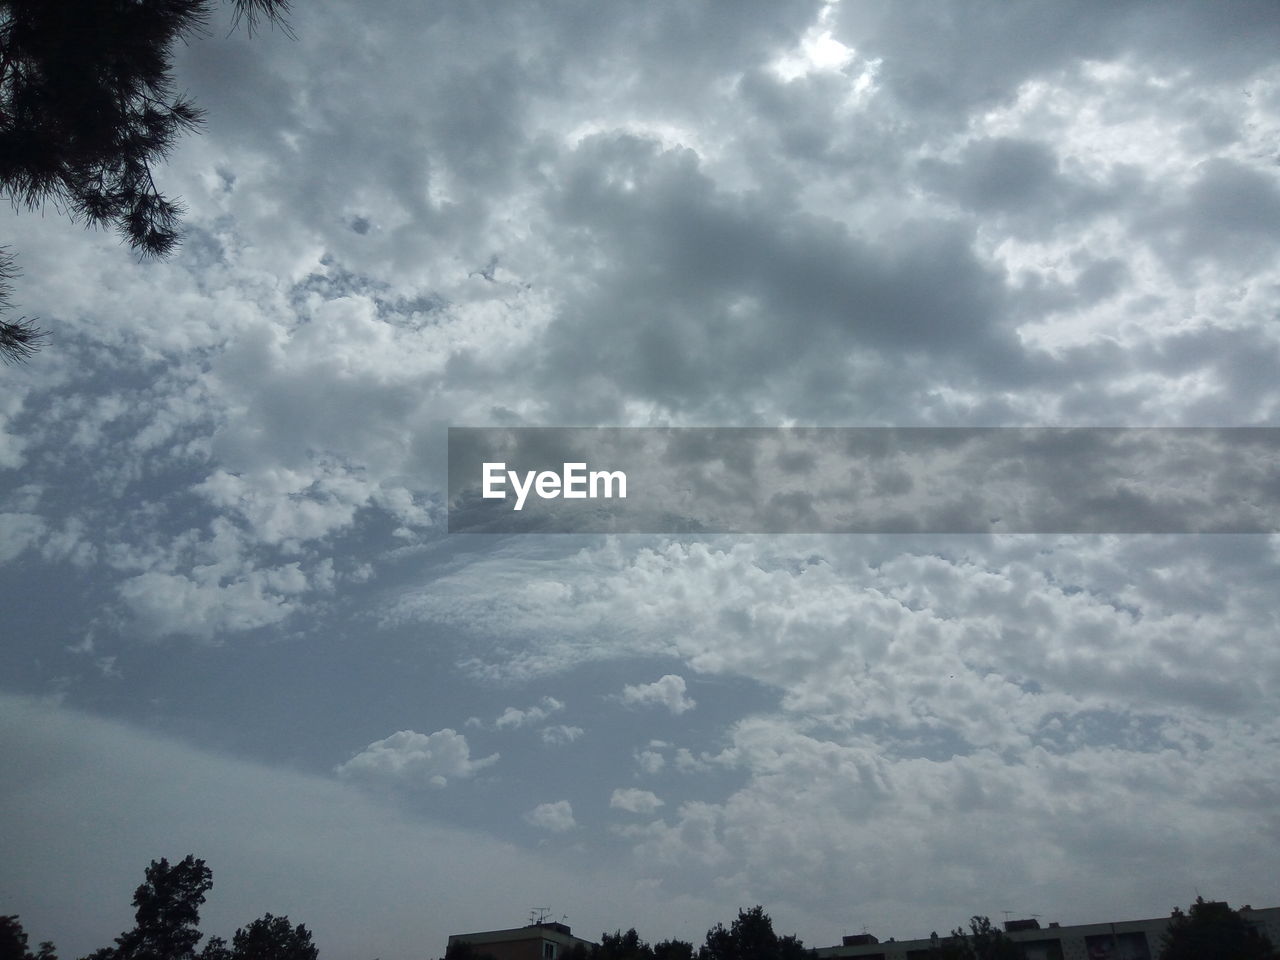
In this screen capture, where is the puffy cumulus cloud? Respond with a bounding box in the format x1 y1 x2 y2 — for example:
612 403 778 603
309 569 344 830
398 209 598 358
635 749 666 776
621 675 697 715
610 788 665 816
335 729 499 789
524 800 576 834
9 0 1280 653
616 711 1280 927
188 285 555 547
540 724 585 747
118 569 300 640
393 532 1280 919
0 224 557 639
192 466 376 549
401 535 1280 734
106 515 337 640
677 748 715 773
495 696 565 730
615 801 728 871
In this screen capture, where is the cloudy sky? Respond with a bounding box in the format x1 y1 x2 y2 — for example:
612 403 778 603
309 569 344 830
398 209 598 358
3 1 1280 957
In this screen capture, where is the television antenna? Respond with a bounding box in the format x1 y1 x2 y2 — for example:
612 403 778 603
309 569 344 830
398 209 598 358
530 907 552 925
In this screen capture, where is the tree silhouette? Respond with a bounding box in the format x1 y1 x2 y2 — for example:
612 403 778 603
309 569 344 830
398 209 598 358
229 915 316 960
84 855 214 960
652 941 693 960
1 916 57 960
935 917 1018 960
1158 898 1278 960
597 930 653 960
197 939 230 960
699 908 809 960
76 857 326 960
0 0 291 362
0 248 43 362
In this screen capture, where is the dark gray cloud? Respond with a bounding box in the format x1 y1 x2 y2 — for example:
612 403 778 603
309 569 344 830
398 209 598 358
536 134 1032 418
916 137 1138 231
1140 158 1280 270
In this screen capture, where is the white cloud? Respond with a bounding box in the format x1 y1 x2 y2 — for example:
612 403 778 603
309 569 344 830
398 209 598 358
0 512 46 563
770 2 858 82
495 696 565 730
409 536 1280 733
617 801 729 870
540 724 585 746
524 800 576 834
335 729 498 789
382 532 1280 925
621 675 696 715
610 788 665 815
636 749 666 776
674 748 711 773
117 570 299 640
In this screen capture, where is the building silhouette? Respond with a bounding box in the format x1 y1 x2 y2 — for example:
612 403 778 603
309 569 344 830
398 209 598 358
813 905 1280 960
450 920 597 960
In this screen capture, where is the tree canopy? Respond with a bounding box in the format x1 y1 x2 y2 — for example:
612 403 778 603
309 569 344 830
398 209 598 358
593 928 694 960
652 940 694 960
227 915 316 960
0 247 42 362
699 907 809 960
108 855 214 960
0 0 291 362
932 916 1019 960
1158 898 1278 960
60 855 322 960
598 929 654 960
1 916 57 960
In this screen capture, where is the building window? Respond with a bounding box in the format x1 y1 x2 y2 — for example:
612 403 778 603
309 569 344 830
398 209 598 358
544 943 556 960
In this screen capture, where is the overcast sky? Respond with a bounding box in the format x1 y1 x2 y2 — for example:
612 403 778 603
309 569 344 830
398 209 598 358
3 1 1280 958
